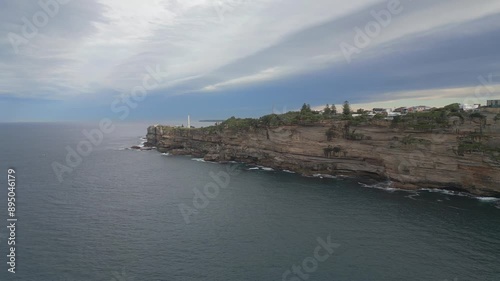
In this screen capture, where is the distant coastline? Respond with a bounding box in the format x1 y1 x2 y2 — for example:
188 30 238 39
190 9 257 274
145 104 500 197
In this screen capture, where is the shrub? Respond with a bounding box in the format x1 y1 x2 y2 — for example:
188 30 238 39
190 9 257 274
259 114 284 127
444 103 460 112
448 112 465 124
469 112 486 119
325 128 336 141
221 117 258 130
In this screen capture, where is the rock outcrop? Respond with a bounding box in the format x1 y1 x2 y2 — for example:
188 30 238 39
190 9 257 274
146 113 500 197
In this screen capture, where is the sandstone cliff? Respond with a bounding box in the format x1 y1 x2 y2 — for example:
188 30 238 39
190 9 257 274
146 110 500 197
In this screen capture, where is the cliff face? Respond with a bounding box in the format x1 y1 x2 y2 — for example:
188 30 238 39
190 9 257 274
146 113 500 196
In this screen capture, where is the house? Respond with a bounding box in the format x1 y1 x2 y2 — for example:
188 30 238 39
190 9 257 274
372 108 392 115
487 100 500 108
460 104 481 111
384 112 402 120
394 107 409 114
388 112 401 117
408 105 431 112
416 105 432 112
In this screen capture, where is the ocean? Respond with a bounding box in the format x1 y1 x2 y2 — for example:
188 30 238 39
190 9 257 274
0 122 499 281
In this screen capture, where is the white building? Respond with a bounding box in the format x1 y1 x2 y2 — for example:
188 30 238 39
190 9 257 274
460 104 480 111
408 105 432 112
372 108 392 114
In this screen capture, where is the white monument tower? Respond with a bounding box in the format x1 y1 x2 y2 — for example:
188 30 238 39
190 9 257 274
188 114 191 129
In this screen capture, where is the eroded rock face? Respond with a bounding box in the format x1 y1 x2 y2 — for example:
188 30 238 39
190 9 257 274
146 120 500 196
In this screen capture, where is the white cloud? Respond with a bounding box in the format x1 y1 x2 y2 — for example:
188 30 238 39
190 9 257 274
201 67 283 91
1 0 500 100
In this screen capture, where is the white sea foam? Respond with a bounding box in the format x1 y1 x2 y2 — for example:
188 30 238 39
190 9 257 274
301 174 337 179
260 167 274 171
418 188 500 203
476 197 500 202
191 158 218 164
282 170 295 174
247 166 275 171
419 188 458 196
358 181 398 192
405 193 420 200
161 153 170 156
312 174 337 179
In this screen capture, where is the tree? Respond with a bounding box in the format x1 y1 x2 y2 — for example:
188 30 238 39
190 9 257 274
343 101 351 116
331 104 337 115
301 103 311 114
323 104 331 115
333 146 341 157
444 103 461 112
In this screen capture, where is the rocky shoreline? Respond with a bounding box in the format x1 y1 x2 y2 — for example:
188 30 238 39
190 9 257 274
145 112 500 197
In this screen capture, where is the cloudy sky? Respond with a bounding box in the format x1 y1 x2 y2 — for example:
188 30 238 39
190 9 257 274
1 0 500 122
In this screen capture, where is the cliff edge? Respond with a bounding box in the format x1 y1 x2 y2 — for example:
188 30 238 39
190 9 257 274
146 108 500 196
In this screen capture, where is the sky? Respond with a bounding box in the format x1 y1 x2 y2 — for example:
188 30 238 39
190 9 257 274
1 0 500 123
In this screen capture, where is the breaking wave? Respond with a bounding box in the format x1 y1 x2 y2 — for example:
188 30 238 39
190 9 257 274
246 166 274 171
358 181 399 192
